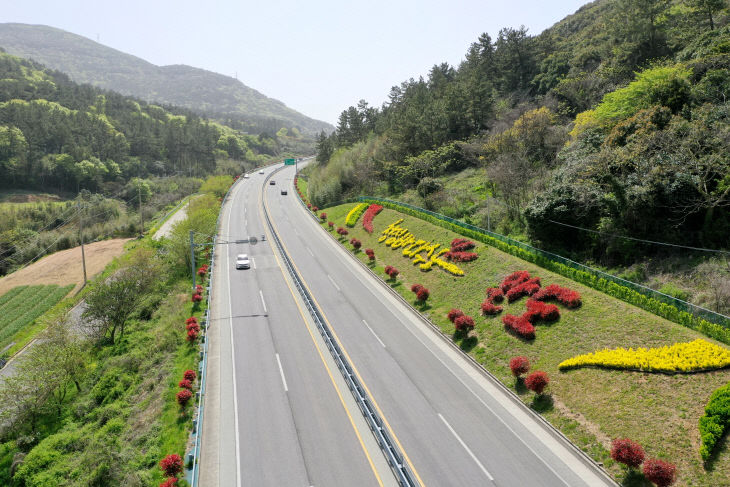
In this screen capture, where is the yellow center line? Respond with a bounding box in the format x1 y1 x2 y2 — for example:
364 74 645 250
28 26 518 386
260 181 385 487
263 179 426 487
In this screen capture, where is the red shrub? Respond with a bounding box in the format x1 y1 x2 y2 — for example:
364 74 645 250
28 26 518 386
160 454 184 477
450 238 475 252
384 265 393 275
454 315 475 333
447 308 464 323
307 203 312 209
350 238 362 250
178 379 193 390
191 293 203 303
533 284 582 308
525 371 549 394
485 287 504 303
509 356 530 377
384 266 399 278
643 459 677 487
320 212 327 221
526 299 560 322
411 283 423 294
336 227 348 236
177 388 193 407
506 278 541 302
611 438 645 468
186 329 199 342
184 369 196 381
444 251 479 262
160 478 178 487
362 204 383 233
501 271 531 292
197 268 206 277
186 322 200 333
416 288 430 302
502 314 536 340
195 284 203 294
480 300 503 315
365 248 375 261
522 310 542 323
328 221 335 228
312 206 319 212
185 317 198 325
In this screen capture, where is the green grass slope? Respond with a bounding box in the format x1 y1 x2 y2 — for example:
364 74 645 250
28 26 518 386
322 202 730 486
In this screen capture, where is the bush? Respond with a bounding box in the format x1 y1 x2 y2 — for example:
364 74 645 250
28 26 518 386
411 284 423 294
186 329 199 342
445 251 479 262
178 379 193 390
486 287 504 303
502 314 536 340
183 369 196 382
481 300 503 315
350 238 362 250
416 287 430 302
160 454 184 477
699 382 730 461
525 371 549 394
447 308 464 323
176 389 193 407
160 478 178 487
384 266 399 279
365 248 375 261
328 221 335 229
191 293 202 303
362 204 384 233
451 238 475 251
610 438 645 468
509 356 530 377
642 458 677 487
336 227 349 237
319 212 327 221
454 315 475 333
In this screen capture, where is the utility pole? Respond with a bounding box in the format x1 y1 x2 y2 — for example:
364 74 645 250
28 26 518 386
138 183 144 237
190 230 196 291
486 197 491 233
78 200 87 286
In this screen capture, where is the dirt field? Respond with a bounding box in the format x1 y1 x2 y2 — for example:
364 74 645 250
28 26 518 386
0 239 132 295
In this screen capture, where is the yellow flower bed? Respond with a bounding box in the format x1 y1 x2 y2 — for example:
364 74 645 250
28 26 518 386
345 203 369 227
559 339 730 373
378 219 465 276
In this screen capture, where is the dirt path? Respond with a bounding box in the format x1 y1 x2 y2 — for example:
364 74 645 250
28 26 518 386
154 200 191 240
0 239 131 296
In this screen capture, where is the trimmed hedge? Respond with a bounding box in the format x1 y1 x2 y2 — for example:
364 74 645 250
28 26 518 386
360 197 730 345
699 382 730 461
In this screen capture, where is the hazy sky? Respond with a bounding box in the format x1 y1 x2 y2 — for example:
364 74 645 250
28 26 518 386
3 0 591 125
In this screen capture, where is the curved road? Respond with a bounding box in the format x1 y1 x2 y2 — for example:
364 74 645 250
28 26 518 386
201 163 617 487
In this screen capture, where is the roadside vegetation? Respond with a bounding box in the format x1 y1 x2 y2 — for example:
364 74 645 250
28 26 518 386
318 200 730 486
306 0 730 316
0 175 228 486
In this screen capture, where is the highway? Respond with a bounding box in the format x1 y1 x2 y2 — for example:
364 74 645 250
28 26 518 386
201 162 617 486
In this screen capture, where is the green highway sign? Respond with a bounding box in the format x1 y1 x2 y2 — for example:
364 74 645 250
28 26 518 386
284 158 296 165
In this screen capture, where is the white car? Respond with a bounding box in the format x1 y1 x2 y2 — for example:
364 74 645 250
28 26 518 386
258 169 264 174
235 254 250 269
243 173 249 179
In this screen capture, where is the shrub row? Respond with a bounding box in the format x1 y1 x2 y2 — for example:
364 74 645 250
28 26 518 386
699 382 730 461
362 204 383 233
345 203 369 227
360 198 730 344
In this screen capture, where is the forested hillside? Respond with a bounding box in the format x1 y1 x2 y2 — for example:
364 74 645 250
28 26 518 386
309 0 730 312
0 23 333 136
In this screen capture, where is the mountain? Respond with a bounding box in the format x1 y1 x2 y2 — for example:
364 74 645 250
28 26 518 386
0 23 333 135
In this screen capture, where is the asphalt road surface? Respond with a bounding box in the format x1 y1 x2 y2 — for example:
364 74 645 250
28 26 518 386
201 163 617 487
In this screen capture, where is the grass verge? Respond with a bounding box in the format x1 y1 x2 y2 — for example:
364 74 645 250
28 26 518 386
321 202 730 487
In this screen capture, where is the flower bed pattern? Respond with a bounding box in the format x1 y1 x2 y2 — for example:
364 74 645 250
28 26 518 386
558 339 730 373
378 219 466 276
362 204 383 233
345 203 369 227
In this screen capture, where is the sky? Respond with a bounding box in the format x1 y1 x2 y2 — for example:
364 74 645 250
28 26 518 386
3 0 592 125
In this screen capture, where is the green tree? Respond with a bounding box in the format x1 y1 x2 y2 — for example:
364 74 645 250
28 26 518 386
686 0 726 30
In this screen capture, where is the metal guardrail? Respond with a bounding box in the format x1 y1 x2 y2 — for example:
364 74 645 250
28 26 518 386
265 166 418 487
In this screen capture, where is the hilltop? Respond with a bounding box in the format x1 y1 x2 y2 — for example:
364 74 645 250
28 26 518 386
0 23 333 135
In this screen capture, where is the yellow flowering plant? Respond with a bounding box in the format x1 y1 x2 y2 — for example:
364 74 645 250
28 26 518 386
345 203 369 227
559 339 730 373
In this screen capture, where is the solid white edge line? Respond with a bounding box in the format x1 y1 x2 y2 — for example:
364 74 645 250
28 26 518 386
275 353 289 392
225 192 243 487
327 274 341 292
438 413 495 483
362 320 386 348
259 289 267 313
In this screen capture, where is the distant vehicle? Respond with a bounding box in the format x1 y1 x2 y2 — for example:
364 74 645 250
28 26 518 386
243 173 249 178
270 180 276 185
259 170 264 174
235 254 250 269
281 189 287 195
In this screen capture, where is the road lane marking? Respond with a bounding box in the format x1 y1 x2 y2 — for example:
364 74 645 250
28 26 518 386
225 194 243 487
262 202 386 487
307 247 314 257
362 320 386 348
276 353 289 392
439 413 495 482
327 274 341 292
263 186 425 487
260 290 267 313
251 257 256 269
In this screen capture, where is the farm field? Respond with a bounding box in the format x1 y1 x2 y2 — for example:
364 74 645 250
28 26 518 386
321 202 730 487
0 284 73 352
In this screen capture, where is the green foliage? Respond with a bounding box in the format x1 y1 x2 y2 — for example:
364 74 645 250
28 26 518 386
0 285 73 350
199 175 234 199
699 382 730 461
